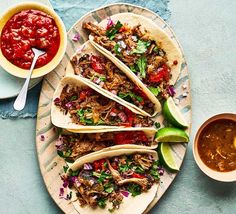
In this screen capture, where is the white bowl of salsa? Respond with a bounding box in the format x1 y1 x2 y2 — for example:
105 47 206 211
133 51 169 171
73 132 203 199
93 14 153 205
0 2 67 78
193 113 236 182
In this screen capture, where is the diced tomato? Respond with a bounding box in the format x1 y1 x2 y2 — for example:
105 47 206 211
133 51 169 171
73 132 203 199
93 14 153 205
79 88 93 101
93 159 106 171
149 63 170 83
90 55 104 74
133 86 148 99
124 108 134 126
111 162 118 170
132 173 145 179
114 131 148 145
118 26 126 32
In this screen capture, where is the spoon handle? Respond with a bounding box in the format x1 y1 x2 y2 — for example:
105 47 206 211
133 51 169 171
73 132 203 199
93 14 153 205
13 55 39 111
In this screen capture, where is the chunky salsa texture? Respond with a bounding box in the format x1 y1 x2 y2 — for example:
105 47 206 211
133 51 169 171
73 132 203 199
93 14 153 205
1 9 60 69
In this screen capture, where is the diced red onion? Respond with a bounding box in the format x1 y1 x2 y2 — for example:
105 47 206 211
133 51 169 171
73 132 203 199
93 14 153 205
117 40 126 49
118 112 127 122
54 97 61 105
117 35 123 39
72 32 80 42
84 163 93 170
55 135 63 148
99 81 105 87
148 103 154 108
114 157 119 162
65 102 73 109
134 124 142 127
148 154 154 160
93 77 101 84
131 36 138 41
59 188 64 197
158 168 164 176
63 179 69 188
40 135 45 141
111 90 117 95
167 85 176 97
110 111 117 117
76 44 86 54
120 190 129 197
92 195 98 200
106 17 114 29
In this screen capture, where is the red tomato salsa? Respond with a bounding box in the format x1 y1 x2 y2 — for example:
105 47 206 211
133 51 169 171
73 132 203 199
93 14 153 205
0 9 60 69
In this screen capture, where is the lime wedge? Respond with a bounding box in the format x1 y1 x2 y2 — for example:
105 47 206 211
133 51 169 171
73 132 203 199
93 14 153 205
155 127 189 143
158 142 179 172
163 97 188 128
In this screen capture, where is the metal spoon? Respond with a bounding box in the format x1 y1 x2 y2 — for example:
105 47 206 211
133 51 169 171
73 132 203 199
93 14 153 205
13 48 45 111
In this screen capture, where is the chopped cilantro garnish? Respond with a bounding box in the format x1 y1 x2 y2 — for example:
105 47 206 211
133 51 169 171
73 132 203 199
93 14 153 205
114 43 121 55
134 165 145 174
154 122 161 129
131 40 150 54
106 21 123 40
137 56 147 79
127 183 141 197
57 150 72 158
97 197 107 208
92 171 112 183
99 76 106 82
63 165 69 173
70 95 77 101
118 92 143 103
77 109 94 125
68 169 79 176
148 86 161 96
119 164 130 172
153 46 159 53
129 64 137 73
104 183 114 193
150 160 160 181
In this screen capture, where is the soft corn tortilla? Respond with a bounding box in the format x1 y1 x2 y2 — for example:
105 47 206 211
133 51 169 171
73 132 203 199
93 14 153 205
66 41 161 117
89 13 183 89
68 149 159 214
51 75 153 130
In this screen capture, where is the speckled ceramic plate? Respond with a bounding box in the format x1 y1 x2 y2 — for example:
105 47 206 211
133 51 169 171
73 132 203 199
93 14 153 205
36 3 191 213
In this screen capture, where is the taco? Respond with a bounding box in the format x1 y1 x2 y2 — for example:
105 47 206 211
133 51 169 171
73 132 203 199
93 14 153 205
66 41 161 117
61 149 160 213
51 76 154 130
56 127 157 163
83 13 183 99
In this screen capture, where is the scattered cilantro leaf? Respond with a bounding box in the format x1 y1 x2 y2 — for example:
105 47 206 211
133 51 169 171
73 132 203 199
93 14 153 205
154 122 161 129
127 183 141 197
63 165 69 173
99 76 106 82
97 197 107 208
150 160 160 181
70 95 77 101
137 56 147 79
106 21 123 40
114 43 121 55
118 92 143 103
129 64 137 73
148 86 161 96
131 40 150 54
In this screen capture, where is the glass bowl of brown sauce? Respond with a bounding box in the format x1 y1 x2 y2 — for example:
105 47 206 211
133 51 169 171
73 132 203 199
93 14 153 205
193 113 236 182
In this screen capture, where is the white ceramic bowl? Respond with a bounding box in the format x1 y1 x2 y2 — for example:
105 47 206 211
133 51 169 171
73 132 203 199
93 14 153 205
193 113 236 182
0 2 67 78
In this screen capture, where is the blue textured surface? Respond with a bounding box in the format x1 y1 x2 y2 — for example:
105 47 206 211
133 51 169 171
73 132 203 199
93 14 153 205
1 0 236 214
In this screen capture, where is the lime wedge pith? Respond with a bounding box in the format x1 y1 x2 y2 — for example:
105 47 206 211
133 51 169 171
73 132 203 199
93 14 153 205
163 97 188 128
155 127 189 143
158 142 179 172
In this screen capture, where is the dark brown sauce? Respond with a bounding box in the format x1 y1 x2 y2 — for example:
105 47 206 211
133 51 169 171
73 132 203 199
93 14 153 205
198 119 236 172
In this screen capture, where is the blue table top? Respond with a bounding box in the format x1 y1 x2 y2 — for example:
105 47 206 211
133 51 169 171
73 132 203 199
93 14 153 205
1 0 236 213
